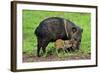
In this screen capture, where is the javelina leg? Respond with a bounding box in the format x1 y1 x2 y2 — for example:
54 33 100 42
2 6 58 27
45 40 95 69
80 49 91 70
64 49 68 53
37 39 42 57
37 44 41 57
65 48 71 52
41 40 49 56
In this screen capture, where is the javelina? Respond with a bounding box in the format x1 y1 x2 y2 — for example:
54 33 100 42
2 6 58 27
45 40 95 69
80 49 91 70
55 39 77 53
35 17 83 57
55 39 73 54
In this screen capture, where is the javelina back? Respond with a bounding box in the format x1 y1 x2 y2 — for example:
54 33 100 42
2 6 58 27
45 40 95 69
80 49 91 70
35 17 83 57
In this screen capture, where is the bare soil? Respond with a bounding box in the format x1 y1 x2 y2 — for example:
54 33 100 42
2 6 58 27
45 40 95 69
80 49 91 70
23 54 90 62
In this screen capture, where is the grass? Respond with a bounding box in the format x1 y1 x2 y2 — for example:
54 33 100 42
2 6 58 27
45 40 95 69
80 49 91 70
22 10 91 57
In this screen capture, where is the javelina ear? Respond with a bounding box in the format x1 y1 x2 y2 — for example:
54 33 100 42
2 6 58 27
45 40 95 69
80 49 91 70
72 27 77 33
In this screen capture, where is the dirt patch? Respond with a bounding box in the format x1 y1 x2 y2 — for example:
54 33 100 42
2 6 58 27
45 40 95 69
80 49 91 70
23 53 91 62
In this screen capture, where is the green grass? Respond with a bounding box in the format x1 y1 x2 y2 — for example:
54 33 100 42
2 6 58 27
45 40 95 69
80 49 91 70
22 10 91 57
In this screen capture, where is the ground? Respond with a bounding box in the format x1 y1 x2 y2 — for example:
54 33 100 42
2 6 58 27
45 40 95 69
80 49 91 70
23 52 91 62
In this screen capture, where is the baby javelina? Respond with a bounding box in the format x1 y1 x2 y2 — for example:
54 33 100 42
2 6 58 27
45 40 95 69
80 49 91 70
55 39 73 54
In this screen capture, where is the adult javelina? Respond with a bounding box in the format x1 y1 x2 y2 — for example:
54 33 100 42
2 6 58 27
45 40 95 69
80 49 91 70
35 17 83 57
